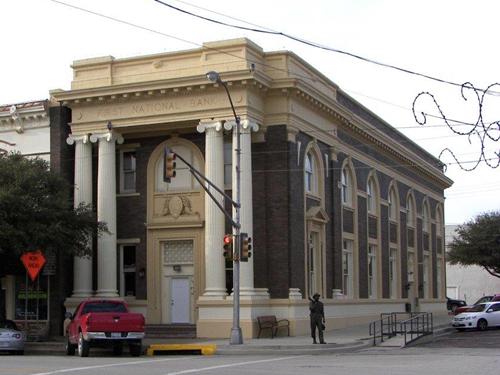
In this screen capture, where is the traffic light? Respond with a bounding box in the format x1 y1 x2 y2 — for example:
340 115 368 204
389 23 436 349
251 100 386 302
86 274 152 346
240 232 252 262
223 234 233 260
163 146 176 183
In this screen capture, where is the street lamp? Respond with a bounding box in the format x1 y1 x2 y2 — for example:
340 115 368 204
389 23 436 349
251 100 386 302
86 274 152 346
206 70 243 345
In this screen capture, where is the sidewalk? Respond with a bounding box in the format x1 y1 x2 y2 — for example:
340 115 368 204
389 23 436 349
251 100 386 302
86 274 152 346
25 313 454 356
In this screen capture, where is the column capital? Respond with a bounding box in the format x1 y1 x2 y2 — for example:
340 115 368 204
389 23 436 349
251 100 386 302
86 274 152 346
89 131 124 144
66 134 90 146
197 120 223 133
223 118 259 132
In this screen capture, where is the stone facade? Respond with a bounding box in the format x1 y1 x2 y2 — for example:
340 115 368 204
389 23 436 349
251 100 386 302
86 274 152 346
49 38 452 338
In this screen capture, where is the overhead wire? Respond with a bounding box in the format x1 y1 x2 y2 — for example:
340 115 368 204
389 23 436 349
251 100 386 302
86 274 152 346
48 0 497 169
48 0 488 131
153 0 499 95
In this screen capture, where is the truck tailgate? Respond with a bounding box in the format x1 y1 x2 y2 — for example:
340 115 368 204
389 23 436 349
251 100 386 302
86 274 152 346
85 313 144 332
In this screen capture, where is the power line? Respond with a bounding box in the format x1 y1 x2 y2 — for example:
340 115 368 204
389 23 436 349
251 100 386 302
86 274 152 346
47 0 497 170
153 0 498 94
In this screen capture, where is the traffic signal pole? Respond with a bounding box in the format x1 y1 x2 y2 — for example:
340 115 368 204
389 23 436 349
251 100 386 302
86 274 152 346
166 71 245 345
231 112 243 345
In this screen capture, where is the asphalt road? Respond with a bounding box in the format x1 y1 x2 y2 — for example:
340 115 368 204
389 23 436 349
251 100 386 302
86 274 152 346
421 327 500 348
1 330 499 375
1 348 499 375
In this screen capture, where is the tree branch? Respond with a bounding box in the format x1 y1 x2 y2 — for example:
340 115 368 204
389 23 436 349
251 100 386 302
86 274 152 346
482 265 500 279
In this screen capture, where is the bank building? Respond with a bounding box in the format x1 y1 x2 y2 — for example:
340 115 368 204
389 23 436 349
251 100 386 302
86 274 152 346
47 38 452 338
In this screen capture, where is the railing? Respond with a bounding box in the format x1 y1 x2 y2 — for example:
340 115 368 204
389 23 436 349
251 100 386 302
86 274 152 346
398 312 433 346
369 312 433 346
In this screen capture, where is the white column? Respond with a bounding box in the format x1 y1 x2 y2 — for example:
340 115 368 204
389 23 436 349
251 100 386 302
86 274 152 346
197 120 226 299
66 134 93 297
224 119 267 297
90 130 123 297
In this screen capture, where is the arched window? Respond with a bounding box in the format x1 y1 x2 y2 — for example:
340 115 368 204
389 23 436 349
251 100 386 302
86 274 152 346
436 206 443 237
367 177 376 214
423 201 430 233
156 144 201 192
388 186 398 220
406 194 415 227
341 167 352 206
304 152 315 193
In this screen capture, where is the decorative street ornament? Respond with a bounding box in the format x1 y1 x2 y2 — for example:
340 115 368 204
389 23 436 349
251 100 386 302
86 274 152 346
412 82 500 171
20 250 46 282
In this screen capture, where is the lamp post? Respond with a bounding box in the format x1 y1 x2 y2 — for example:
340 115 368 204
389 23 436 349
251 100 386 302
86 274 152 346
206 70 243 345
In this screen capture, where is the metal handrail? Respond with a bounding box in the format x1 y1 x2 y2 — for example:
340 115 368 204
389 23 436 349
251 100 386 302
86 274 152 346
369 312 433 346
398 312 433 346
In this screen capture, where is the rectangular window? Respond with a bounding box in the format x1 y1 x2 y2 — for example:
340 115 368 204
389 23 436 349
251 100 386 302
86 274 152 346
368 244 377 299
342 239 353 298
389 248 398 299
436 258 442 299
14 275 48 320
120 150 136 193
119 245 136 297
423 254 430 299
407 251 415 283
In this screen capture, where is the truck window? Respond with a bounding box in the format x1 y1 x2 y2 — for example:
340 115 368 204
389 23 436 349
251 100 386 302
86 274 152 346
81 302 127 314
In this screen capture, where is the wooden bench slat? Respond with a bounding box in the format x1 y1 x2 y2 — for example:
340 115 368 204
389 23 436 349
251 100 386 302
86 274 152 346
257 315 290 338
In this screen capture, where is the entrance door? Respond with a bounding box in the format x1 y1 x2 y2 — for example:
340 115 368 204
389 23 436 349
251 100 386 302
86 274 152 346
170 278 190 323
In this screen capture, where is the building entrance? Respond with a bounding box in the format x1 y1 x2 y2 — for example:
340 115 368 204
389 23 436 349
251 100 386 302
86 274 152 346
161 239 194 324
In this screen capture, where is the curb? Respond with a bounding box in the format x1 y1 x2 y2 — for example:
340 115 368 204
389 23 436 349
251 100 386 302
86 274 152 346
147 343 216 356
215 340 371 355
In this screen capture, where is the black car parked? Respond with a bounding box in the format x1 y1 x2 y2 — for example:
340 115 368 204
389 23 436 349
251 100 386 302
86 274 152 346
447 296 467 312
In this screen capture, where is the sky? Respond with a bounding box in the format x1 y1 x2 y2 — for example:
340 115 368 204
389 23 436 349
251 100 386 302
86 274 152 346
1 0 499 225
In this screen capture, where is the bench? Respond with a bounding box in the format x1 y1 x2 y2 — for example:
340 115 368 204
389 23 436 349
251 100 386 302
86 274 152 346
257 315 290 338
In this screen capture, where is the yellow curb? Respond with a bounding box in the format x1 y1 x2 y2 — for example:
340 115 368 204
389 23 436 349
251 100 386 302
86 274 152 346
147 343 217 356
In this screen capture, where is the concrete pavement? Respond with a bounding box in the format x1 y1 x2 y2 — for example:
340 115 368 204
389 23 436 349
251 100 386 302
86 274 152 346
24 313 454 356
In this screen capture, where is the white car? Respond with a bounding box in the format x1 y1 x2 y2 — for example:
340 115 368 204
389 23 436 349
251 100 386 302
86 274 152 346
452 301 500 331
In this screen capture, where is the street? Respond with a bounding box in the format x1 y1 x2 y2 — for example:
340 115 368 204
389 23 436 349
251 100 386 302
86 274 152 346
1 334 500 375
0 350 498 375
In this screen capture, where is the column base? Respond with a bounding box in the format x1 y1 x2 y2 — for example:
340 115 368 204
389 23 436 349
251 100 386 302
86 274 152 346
95 290 120 298
71 290 94 298
199 288 227 300
228 288 269 300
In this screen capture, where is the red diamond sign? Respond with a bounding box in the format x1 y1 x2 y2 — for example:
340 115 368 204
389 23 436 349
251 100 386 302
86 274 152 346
20 250 46 282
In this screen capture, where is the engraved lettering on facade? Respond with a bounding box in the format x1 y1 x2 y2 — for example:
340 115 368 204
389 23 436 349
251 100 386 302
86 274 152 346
190 97 216 108
97 106 125 119
132 101 179 114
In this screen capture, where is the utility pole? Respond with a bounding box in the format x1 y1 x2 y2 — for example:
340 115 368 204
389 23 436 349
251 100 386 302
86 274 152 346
206 70 243 345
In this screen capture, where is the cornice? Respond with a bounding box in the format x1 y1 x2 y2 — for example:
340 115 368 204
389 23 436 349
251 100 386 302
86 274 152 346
266 82 452 189
51 63 451 188
0 100 49 133
50 72 269 106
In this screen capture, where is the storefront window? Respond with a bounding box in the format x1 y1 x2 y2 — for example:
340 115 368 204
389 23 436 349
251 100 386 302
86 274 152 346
14 275 48 320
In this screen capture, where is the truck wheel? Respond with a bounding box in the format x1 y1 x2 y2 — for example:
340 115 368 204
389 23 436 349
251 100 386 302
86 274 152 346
65 336 76 355
78 332 90 357
129 343 142 357
113 343 123 356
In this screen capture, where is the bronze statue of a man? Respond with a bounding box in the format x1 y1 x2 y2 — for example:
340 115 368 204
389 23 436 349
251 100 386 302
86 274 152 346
309 293 326 344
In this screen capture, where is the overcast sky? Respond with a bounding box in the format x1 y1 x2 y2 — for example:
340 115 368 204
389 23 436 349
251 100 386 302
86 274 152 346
1 0 499 225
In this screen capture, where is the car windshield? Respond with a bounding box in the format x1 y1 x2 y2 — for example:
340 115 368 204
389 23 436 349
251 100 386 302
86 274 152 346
81 302 127 314
474 296 492 304
468 304 487 313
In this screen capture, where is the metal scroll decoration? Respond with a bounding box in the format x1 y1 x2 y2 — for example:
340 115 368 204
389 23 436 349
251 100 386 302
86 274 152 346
412 82 500 171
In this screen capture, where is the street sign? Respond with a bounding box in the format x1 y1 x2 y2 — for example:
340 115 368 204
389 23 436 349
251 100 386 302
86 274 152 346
20 250 46 281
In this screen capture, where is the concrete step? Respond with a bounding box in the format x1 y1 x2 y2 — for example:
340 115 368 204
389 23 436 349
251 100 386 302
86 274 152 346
145 324 196 339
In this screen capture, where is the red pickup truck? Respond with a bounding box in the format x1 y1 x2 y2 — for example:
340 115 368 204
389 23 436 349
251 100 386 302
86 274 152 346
65 300 145 357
